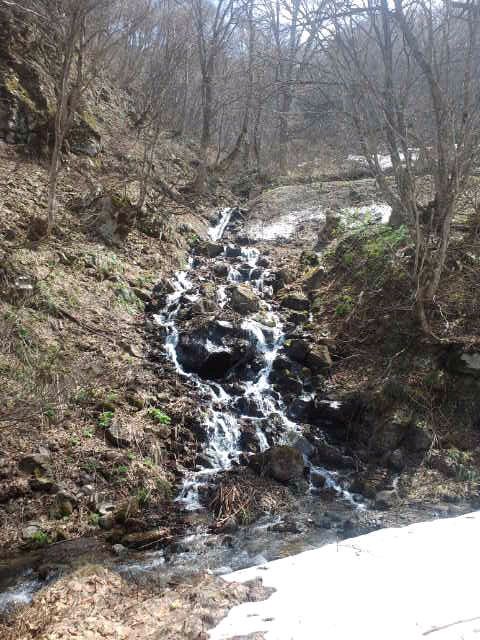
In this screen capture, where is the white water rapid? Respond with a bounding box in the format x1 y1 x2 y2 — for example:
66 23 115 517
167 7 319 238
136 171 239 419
154 208 362 511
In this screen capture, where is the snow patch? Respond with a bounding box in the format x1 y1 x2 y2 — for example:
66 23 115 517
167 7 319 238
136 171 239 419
210 511 480 639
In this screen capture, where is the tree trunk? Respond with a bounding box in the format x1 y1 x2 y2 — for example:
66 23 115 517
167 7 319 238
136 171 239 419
193 71 212 194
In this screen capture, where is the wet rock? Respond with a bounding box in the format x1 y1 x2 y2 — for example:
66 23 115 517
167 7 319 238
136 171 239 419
310 469 327 489
270 366 303 395
225 245 241 257
230 284 260 314
196 241 224 258
105 424 132 448
287 397 314 421
251 445 305 484
239 424 261 453
214 263 229 277
311 439 355 469
177 326 255 380
375 489 399 509
280 291 310 312
196 453 216 469
284 338 309 363
306 345 332 371
234 397 263 417
290 434 315 458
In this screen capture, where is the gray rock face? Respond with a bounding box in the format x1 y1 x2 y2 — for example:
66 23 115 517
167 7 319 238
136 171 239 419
230 285 260 315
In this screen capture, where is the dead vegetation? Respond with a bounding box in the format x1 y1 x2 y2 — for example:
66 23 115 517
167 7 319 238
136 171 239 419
210 471 293 529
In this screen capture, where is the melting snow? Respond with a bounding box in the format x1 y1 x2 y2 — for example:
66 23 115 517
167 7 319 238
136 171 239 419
210 511 480 640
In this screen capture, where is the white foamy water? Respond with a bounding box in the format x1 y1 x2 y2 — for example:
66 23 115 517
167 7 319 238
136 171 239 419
154 207 354 510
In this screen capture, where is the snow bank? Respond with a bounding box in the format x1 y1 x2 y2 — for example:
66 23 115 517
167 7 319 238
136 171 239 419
210 511 480 639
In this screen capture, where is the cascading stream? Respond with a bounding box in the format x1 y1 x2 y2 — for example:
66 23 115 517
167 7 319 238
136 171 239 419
155 208 363 511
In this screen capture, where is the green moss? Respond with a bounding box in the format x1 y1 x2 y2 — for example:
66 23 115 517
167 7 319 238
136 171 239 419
5 73 38 112
81 110 99 133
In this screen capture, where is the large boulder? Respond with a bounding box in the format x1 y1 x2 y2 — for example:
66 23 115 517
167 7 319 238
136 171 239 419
230 285 260 315
196 241 224 258
284 338 309 363
280 291 310 311
250 446 305 484
91 193 139 246
306 345 332 371
176 320 255 380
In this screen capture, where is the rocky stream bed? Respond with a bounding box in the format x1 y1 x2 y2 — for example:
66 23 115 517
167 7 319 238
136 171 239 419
1 194 477 630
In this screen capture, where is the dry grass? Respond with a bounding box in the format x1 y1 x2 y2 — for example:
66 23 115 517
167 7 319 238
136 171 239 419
210 471 293 528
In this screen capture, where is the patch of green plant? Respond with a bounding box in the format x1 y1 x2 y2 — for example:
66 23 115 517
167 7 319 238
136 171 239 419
31 531 49 546
115 286 143 313
98 410 114 428
83 429 94 438
43 405 55 420
335 294 354 317
69 436 80 447
147 407 172 425
83 459 98 473
83 251 124 280
90 512 100 526
137 486 151 506
143 457 154 468
115 464 129 475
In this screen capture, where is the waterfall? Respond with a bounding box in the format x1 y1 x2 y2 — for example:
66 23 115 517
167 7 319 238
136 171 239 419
155 208 362 511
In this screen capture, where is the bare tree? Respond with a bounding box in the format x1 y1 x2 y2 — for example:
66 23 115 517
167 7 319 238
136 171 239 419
190 0 238 193
322 0 480 331
35 0 146 236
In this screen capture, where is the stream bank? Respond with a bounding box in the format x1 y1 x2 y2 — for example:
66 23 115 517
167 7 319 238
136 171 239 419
2 177 480 633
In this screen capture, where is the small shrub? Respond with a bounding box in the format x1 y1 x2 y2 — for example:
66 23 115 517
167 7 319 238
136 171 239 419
137 487 151 505
31 531 49 546
98 410 114 428
147 408 172 425
335 294 354 317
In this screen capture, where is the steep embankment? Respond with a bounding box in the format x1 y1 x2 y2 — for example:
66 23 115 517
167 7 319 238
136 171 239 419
0 13 235 559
